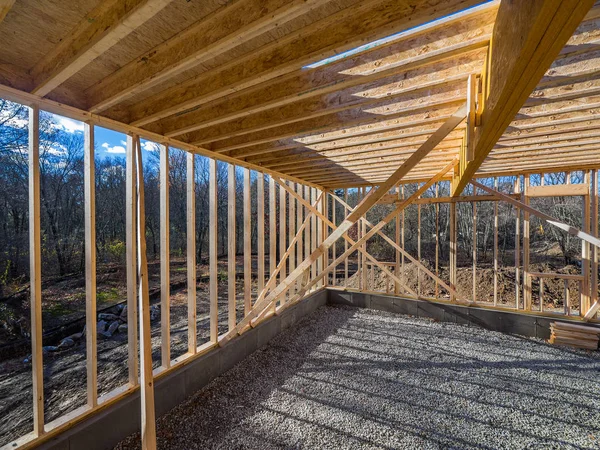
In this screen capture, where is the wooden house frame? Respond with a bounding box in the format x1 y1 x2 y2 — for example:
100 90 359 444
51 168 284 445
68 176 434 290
1 0 600 448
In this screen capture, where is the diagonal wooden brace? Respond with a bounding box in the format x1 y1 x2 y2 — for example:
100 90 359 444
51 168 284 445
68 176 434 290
255 192 323 304
472 181 600 249
219 103 467 345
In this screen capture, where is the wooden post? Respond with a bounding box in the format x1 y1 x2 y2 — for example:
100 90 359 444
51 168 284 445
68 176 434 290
186 152 197 352
297 183 303 284
84 122 98 406
417 187 422 297
401 185 405 293
515 177 521 309
361 187 367 291
311 187 316 283
270 177 277 313
318 189 324 289
592 170 598 317
304 185 311 290
28 105 44 436
228 165 236 331
523 176 531 310
134 137 157 450
435 183 439 298
344 188 348 286
493 177 498 306
280 182 287 300
331 192 336 286
395 186 400 294
243 168 251 314
540 277 544 312
582 170 591 315
450 201 457 302
288 181 296 294
257 174 265 296
159 144 170 368
125 135 139 385
472 200 477 302
209 159 218 342
564 279 570 316
323 190 329 287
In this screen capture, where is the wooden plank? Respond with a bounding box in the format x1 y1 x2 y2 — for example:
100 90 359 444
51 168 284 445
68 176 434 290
244 168 252 314
257 174 265 298
83 122 98 407
592 170 599 317
310 187 316 285
515 177 521 309
186 152 197 352
527 184 589 197
331 193 336 286
209 159 218 342
87 0 332 111
435 183 439 297
227 165 236 331
319 189 325 290
0 0 14 24
472 201 476 302
450 202 457 302
28 105 44 436
270 177 277 314
582 171 592 314
134 136 158 450
523 177 531 310
288 182 296 293
493 177 498 306
344 189 348 286
452 0 595 195
125 135 139 386
529 272 584 281
31 0 172 96
306 185 312 288
159 144 170 368
296 183 304 286
280 182 287 302
472 180 600 249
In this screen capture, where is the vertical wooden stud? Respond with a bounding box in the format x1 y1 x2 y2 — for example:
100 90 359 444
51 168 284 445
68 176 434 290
126 135 139 384
472 201 477 302
515 177 521 309
493 177 498 307
523 175 531 311
159 144 170 368
134 137 157 450
344 188 349 286
209 159 218 342
280 182 287 300
227 165 236 331
297 183 303 284
243 168 251 314
270 177 277 313
84 122 98 406
186 152 197 352
257 174 265 296
288 182 296 294
450 201 457 302
29 105 44 435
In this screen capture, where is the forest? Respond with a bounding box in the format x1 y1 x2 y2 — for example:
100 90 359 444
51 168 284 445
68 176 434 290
0 97 588 310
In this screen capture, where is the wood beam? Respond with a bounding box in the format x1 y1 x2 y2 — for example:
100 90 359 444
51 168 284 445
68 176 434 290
121 1 495 127
31 0 172 97
0 0 14 24
452 0 595 195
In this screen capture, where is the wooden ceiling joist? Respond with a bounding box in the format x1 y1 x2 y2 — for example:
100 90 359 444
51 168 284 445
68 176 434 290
30 0 173 97
451 0 596 195
0 0 599 193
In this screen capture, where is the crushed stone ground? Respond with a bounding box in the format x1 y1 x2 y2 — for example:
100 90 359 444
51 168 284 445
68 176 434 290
116 305 600 449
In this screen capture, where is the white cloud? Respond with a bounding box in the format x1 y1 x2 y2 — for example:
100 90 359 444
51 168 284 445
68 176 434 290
101 142 126 154
53 115 84 133
141 140 158 152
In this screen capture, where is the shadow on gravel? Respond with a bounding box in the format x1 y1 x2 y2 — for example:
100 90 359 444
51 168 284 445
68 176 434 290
116 304 600 449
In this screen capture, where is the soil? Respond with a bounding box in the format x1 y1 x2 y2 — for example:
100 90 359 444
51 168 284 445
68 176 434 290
345 261 584 313
0 258 259 447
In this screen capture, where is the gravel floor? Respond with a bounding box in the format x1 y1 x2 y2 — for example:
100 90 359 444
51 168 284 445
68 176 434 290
115 305 600 450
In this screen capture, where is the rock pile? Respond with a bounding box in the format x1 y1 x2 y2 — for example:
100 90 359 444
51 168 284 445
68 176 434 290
24 303 160 363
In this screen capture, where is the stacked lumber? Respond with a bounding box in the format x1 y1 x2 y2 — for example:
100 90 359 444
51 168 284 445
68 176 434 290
549 322 600 350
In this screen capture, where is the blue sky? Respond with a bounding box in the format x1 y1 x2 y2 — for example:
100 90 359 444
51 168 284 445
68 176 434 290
49 112 160 160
